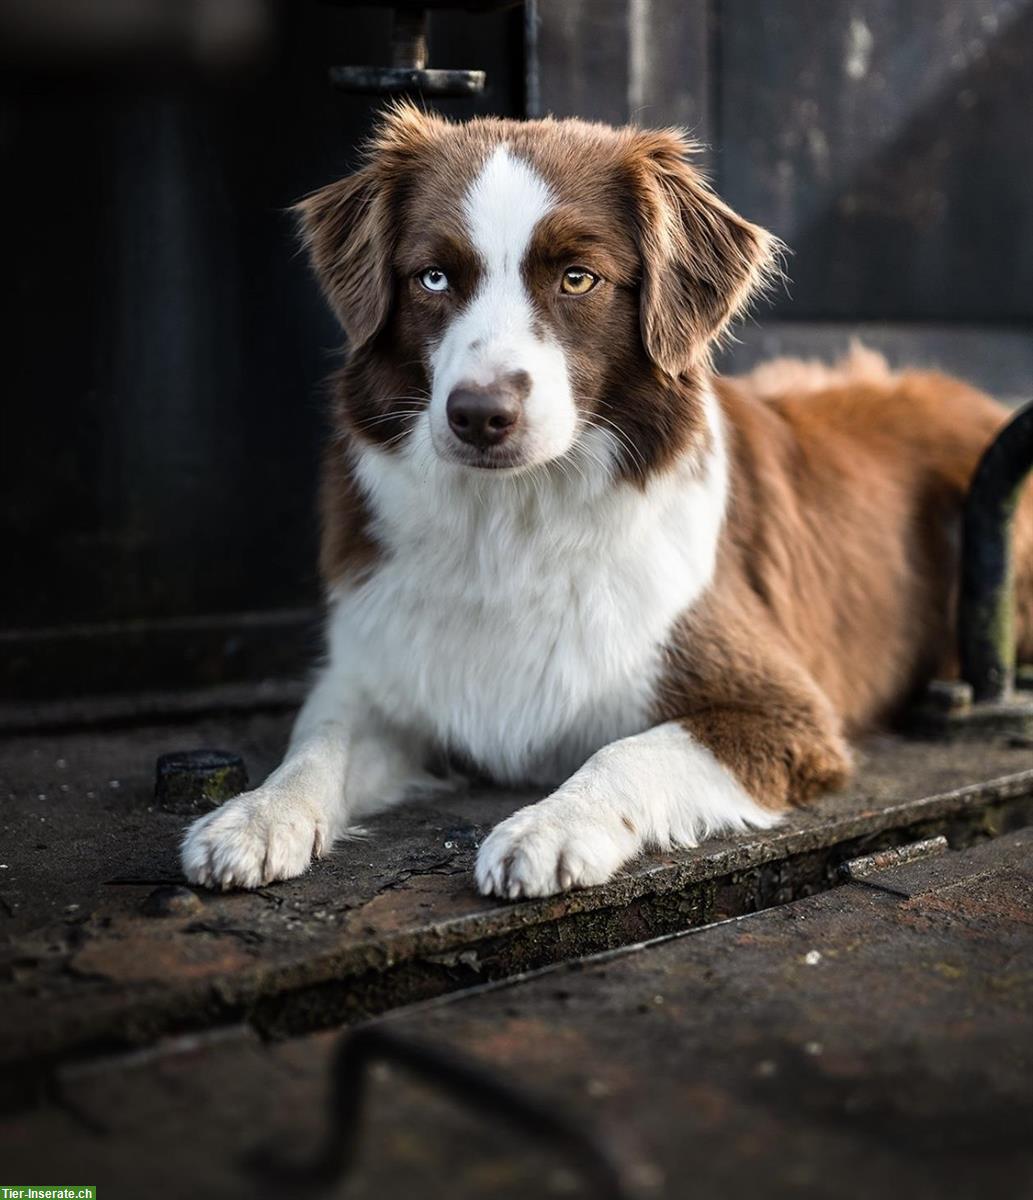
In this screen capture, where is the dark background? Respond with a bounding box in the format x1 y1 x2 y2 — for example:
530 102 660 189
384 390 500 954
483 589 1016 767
2 0 1031 708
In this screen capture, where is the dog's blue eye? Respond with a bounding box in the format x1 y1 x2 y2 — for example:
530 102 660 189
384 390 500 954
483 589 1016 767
419 267 449 293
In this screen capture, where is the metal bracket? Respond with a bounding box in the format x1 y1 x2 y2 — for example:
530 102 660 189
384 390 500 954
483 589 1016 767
327 2 516 97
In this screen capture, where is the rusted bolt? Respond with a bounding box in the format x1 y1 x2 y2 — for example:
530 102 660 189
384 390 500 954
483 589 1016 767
142 885 203 918
155 749 247 815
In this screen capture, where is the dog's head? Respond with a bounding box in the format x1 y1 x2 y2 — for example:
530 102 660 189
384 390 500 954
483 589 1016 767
297 103 776 481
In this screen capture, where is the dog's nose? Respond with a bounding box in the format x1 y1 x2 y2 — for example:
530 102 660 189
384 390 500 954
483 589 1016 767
446 384 522 449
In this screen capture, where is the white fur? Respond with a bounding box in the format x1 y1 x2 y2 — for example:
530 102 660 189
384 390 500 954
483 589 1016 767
343 389 729 786
475 722 780 898
428 145 578 467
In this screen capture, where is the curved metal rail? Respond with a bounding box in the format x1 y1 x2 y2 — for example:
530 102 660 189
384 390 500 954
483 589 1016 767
958 400 1033 702
249 1024 629 1198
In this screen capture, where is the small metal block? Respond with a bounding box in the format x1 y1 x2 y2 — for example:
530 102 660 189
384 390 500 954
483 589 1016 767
923 680 974 715
841 836 948 882
905 679 1033 740
141 885 204 918
155 749 247 816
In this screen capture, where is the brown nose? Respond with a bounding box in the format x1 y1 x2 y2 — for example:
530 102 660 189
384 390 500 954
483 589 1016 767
446 383 522 449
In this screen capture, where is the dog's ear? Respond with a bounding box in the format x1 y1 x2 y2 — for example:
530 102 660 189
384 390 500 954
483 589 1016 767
630 129 779 376
294 165 393 350
294 102 447 349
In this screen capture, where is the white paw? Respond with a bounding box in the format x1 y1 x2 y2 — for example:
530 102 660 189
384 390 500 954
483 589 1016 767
474 802 636 900
181 788 328 890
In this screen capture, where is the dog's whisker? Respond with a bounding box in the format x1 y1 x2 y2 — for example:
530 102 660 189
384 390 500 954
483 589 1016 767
355 410 426 429
583 414 648 476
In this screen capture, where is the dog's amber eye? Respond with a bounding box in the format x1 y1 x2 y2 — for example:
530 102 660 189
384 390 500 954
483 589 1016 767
418 267 449 293
560 267 598 296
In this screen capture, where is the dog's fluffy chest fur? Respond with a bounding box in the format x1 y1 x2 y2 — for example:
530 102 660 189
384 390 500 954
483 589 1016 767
327 417 728 784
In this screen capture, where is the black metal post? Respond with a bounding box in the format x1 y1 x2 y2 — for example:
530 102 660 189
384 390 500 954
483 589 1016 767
958 401 1033 702
391 7 428 69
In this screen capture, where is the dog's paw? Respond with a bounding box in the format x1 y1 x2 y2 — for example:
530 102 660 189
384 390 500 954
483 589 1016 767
181 788 328 891
474 802 636 900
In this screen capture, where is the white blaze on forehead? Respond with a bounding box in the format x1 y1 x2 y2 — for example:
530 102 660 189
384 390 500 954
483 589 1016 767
462 144 555 274
424 142 579 467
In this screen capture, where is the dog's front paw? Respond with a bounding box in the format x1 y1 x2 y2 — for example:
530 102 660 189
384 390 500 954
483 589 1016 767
181 788 328 890
475 802 636 900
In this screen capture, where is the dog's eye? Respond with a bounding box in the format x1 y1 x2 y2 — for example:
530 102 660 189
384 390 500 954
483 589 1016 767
418 267 449 293
560 267 598 296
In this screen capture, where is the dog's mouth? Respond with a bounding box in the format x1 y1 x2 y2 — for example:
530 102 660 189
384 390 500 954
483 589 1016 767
442 444 533 472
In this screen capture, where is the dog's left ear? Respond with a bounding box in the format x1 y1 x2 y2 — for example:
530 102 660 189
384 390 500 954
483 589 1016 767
631 129 779 377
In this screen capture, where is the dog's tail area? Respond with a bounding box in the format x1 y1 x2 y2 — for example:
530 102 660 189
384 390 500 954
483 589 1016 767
737 339 893 401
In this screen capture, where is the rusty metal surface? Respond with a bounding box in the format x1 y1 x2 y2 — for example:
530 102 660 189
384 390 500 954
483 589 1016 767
2 711 1032 1091
2 830 1030 1199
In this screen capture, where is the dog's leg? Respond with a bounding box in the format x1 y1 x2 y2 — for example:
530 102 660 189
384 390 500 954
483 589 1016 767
181 672 428 890
475 704 849 901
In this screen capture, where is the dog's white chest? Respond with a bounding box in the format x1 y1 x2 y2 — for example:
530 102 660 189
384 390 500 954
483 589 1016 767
328 433 727 784
335 545 658 783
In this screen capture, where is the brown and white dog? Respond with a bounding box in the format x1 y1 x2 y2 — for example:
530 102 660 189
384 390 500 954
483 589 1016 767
181 103 1033 898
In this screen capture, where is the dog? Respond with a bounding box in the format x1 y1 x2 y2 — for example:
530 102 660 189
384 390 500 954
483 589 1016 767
181 102 1033 899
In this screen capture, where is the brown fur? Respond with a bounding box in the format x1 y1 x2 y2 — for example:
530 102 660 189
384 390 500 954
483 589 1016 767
628 129 779 376
658 351 1033 811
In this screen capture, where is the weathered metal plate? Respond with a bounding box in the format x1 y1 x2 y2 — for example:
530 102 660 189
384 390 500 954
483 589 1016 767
2 709 1032 1099
530 0 711 138
719 0 1033 320
3 830 1030 1198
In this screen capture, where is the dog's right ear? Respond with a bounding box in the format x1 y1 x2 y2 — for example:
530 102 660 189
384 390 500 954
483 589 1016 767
294 165 392 350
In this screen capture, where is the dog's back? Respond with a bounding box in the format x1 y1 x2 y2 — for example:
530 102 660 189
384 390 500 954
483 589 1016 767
718 347 1033 730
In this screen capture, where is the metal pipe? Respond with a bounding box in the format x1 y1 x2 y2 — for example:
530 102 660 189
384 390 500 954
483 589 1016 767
390 7 428 69
958 400 1033 702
